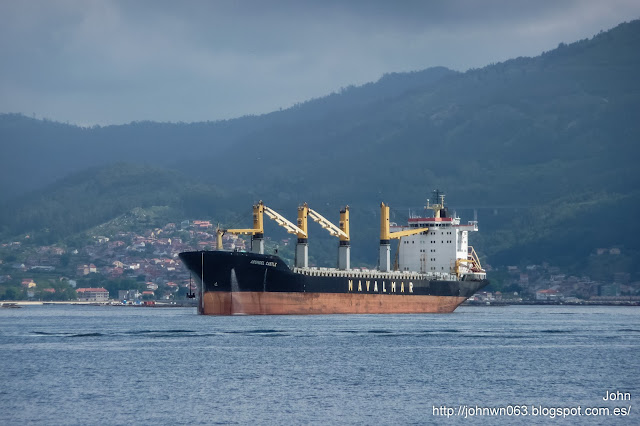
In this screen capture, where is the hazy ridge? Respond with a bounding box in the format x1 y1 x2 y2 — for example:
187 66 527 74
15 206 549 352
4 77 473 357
1 20 639 276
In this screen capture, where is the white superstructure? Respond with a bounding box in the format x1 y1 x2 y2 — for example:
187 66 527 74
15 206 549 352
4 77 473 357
390 193 485 281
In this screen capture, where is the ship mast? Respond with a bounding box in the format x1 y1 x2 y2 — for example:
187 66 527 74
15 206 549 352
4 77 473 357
379 202 430 272
296 204 350 270
217 201 305 254
425 189 447 218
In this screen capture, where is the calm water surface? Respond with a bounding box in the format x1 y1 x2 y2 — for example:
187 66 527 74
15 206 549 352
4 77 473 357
1 305 638 425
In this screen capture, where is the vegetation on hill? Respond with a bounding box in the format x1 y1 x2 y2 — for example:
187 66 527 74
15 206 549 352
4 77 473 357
1 20 639 279
0 164 229 245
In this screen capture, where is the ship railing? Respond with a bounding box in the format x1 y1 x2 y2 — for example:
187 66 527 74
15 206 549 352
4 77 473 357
293 267 460 281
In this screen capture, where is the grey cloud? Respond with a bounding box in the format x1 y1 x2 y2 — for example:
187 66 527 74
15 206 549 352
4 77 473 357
1 0 639 125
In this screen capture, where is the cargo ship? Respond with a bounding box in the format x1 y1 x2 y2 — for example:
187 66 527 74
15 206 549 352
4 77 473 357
179 192 488 315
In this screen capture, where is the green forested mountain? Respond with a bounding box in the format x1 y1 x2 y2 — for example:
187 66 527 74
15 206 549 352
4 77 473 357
0 164 225 243
0 66 456 199
1 20 639 277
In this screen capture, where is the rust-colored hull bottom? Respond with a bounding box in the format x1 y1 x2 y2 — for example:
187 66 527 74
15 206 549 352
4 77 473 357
201 291 468 315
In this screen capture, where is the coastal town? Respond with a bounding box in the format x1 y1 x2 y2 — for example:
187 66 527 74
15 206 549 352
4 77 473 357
469 253 639 305
1 218 638 305
0 218 234 304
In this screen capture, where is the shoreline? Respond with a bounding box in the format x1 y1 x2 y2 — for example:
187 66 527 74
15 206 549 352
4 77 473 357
464 300 640 307
1 300 197 307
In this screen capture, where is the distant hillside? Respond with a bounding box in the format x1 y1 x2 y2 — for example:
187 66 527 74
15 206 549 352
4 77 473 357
0 67 456 199
1 20 639 277
203 20 640 207
188 20 640 272
0 114 263 199
0 163 229 244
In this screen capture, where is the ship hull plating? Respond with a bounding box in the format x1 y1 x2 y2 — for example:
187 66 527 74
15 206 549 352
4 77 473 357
179 250 489 315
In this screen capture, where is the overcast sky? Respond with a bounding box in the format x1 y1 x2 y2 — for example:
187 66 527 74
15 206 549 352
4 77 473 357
1 0 638 126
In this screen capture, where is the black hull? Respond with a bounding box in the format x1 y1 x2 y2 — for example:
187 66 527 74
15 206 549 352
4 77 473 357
179 251 489 315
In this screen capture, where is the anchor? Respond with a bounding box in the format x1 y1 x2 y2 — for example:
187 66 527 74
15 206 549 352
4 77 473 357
186 275 196 299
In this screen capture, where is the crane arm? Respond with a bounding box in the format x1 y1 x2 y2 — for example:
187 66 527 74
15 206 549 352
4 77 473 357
380 202 428 240
215 201 306 250
308 208 349 239
220 228 261 235
263 206 307 236
388 227 430 239
216 227 262 250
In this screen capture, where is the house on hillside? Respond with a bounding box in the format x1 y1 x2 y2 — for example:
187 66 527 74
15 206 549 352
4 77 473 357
76 287 109 302
21 279 37 288
536 289 563 301
192 220 212 229
76 264 98 276
141 290 155 299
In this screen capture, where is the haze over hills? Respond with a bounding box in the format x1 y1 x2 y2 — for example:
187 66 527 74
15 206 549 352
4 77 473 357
0 65 457 199
1 20 639 277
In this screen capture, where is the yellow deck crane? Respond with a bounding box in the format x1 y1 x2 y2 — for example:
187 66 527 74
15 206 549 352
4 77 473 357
216 201 305 254
295 204 350 269
379 202 430 272
455 246 485 277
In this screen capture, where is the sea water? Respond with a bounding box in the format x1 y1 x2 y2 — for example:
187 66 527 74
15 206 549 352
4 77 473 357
1 305 638 425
